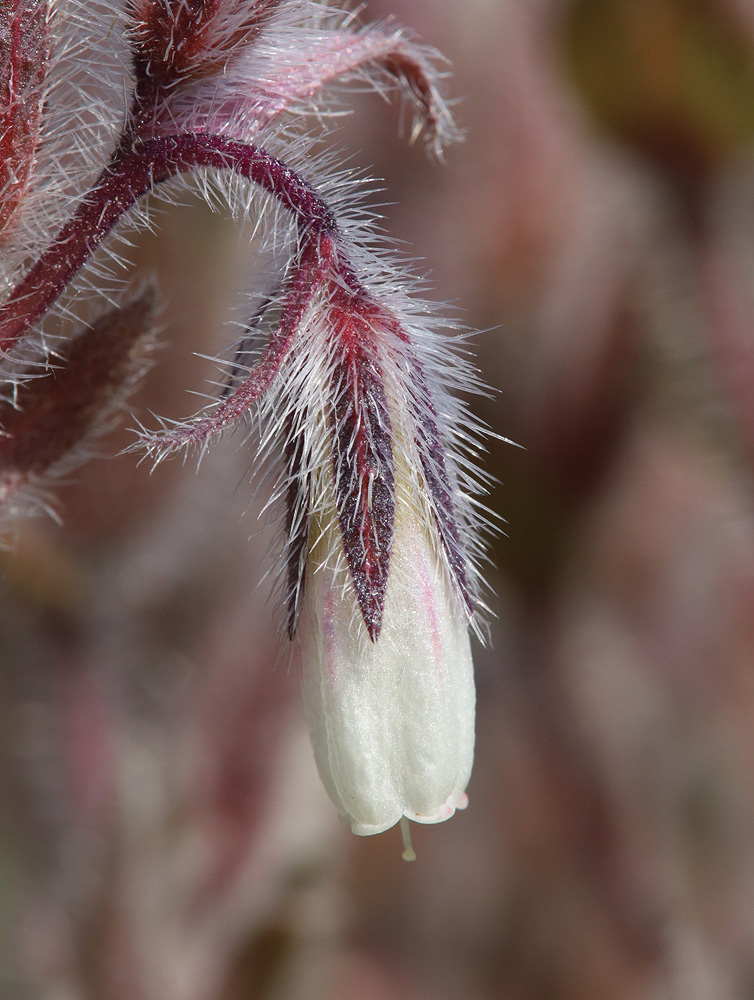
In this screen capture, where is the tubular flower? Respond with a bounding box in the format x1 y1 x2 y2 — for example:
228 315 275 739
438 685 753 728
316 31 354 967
0 0 491 850
274 259 485 848
143 236 489 850
298 492 475 838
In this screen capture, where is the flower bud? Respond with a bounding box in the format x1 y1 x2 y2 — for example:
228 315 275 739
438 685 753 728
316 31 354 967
298 494 475 837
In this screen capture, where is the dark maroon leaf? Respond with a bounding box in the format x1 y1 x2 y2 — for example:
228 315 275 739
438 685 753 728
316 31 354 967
0 291 155 488
414 392 474 618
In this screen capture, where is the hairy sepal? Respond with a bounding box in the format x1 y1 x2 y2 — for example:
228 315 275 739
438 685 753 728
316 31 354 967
136 230 487 640
332 291 483 631
149 19 458 155
329 297 395 641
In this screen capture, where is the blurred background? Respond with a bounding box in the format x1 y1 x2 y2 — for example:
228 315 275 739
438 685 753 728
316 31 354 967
6 0 754 996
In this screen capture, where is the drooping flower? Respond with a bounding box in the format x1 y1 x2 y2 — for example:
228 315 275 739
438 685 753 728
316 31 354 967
0 0 491 851
275 263 484 847
298 475 476 840
137 224 489 850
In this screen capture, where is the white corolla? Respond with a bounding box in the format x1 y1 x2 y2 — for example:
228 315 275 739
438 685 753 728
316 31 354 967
298 498 475 853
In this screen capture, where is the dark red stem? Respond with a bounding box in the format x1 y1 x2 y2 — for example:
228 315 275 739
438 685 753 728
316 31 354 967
0 133 337 355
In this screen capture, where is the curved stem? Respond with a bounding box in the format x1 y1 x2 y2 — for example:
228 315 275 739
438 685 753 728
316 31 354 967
139 234 335 456
0 133 337 354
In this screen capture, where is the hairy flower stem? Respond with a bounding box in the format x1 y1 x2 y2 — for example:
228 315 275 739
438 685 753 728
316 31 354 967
150 235 335 449
0 132 337 355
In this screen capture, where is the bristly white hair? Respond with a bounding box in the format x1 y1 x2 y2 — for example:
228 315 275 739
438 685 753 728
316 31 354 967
1 1 132 289
1 0 456 367
1 0 494 638
0 0 497 843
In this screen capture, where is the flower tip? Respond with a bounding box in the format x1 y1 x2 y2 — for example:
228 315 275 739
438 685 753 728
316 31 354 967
346 787 470 837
